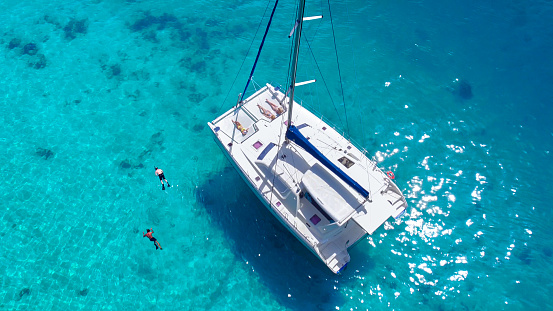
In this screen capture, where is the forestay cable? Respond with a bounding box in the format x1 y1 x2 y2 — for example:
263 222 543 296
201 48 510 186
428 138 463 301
240 0 280 102
326 0 350 137
217 0 274 113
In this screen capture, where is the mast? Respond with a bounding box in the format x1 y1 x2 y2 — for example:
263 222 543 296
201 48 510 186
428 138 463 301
286 0 306 131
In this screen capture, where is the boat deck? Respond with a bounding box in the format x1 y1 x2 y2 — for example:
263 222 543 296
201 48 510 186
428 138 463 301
208 84 407 273
211 86 287 145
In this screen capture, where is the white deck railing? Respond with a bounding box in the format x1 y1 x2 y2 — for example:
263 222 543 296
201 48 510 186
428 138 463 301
227 150 318 248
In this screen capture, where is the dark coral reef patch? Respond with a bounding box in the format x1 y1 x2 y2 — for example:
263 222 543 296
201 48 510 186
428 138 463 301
18 288 31 300
129 12 193 45
119 159 144 169
78 288 89 296
23 43 39 56
101 63 123 79
8 38 21 49
36 148 54 160
448 79 473 100
30 54 47 69
64 18 88 40
457 79 473 99
7 40 48 69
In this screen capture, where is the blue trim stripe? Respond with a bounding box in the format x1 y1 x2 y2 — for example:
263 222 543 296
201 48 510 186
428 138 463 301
257 142 276 160
286 125 370 199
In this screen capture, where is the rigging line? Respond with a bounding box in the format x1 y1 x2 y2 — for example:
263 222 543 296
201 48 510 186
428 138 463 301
217 0 273 113
304 9 324 117
271 2 301 208
305 34 345 128
285 1 300 104
314 136 339 150
268 120 293 211
342 1 371 194
283 147 303 223
268 1 305 212
285 0 311 108
326 0 350 137
240 0 280 102
298 8 321 113
344 0 365 144
282 127 309 196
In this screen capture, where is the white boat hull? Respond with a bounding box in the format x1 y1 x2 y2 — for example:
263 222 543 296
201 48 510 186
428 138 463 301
208 84 406 273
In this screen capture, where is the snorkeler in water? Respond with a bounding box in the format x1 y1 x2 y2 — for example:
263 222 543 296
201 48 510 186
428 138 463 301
143 228 163 250
154 167 170 190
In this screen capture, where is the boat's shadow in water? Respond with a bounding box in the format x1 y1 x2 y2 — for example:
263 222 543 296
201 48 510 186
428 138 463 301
196 165 347 310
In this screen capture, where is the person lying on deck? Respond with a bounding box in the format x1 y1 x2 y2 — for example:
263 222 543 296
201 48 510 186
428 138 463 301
231 120 249 135
257 104 276 120
266 99 285 115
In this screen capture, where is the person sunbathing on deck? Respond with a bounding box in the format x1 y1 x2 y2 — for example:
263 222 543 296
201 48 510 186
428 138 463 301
231 120 248 135
266 99 285 115
257 104 276 120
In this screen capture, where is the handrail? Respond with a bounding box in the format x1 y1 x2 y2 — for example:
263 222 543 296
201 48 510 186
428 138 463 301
226 150 317 246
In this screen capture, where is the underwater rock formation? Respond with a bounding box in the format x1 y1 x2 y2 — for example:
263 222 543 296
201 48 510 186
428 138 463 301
31 53 47 69
78 288 89 296
110 64 121 77
130 12 193 44
130 12 181 32
130 14 159 32
101 63 122 79
193 124 204 132
195 28 209 50
8 38 21 49
64 18 88 40
120 159 132 169
458 80 473 99
190 60 206 73
188 93 204 103
36 148 54 159
43 15 61 27
149 131 163 146
448 79 473 100
136 132 165 160
119 159 144 169
544 247 552 257
516 247 532 265
18 288 31 299
23 43 39 55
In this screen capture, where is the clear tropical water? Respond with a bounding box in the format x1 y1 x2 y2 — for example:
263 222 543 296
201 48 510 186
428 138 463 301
1 0 552 310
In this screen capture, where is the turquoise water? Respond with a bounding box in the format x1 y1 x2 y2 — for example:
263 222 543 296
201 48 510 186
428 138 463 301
1 0 552 310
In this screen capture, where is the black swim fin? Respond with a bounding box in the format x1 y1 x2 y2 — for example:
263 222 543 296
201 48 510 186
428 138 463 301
162 184 165 190
167 183 171 188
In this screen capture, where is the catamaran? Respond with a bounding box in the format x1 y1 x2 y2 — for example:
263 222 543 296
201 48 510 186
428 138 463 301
207 0 406 273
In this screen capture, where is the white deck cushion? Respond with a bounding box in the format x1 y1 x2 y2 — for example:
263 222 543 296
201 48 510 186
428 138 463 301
301 163 361 223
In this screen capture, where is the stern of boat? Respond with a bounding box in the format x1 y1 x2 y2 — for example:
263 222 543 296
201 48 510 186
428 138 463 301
317 242 351 274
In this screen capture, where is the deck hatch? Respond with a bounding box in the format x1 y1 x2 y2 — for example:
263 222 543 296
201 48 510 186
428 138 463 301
338 156 355 168
253 141 263 150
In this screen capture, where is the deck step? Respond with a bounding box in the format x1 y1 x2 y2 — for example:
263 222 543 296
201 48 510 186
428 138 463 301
319 242 339 261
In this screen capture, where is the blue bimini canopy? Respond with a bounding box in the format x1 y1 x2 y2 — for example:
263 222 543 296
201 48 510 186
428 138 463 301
286 125 370 199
